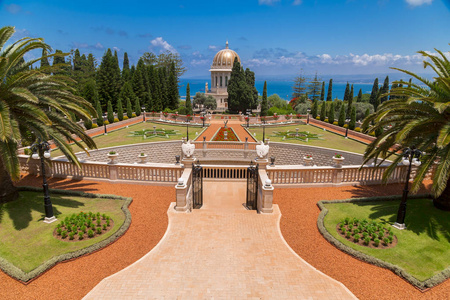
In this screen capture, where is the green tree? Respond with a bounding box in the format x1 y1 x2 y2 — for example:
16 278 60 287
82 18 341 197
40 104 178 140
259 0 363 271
40 48 50 70
326 79 333 101
135 98 141 116
97 49 121 108
204 95 217 110
292 69 307 99
0 26 97 202
357 89 363 102
363 47 450 210
338 104 346 127
343 82 350 102
167 62 179 110
347 84 354 117
95 99 103 126
126 98 133 118
185 83 193 115
82 79 98 105
328 101 335 124
122 52 130 81
107 101 114 123
307 72 322 101
117 98 124 121
320 101 326 121
311 99 318 118
260 81 268 116
245 68 258 108
227 57 253 113
349 106 356 130
320 81 325 101
380 75 390 104
369 78 379 107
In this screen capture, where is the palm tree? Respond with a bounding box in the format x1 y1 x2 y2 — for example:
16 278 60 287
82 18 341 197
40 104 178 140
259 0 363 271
0 26 97 202
362 45 450 210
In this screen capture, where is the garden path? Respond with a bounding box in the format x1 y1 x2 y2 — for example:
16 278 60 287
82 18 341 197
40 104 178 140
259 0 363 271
83 181 356 299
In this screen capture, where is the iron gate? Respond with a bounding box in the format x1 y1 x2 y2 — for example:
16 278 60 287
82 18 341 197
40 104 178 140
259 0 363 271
246 162 258 210
192 162 203 209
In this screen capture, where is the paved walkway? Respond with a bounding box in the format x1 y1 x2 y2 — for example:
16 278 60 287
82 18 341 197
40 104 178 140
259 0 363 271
196 119 256 142
84 181 356 299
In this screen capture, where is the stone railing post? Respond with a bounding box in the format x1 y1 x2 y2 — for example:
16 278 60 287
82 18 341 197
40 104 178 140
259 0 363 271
175 158 194 212
244 137 248 151
332 167 343 185
109 164 118 181
257 168 274 213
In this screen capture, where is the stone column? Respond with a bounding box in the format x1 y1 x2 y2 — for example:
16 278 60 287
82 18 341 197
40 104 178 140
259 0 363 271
257 168 274 214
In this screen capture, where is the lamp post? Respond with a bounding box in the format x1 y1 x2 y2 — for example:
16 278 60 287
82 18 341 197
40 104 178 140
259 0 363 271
393 146 422 230
31 139 57 223
345 119 349 138
307 108 311 124
142 106 146 122
103 113 107 135
262 119 266 143
246 115 250 128
186 118 190 141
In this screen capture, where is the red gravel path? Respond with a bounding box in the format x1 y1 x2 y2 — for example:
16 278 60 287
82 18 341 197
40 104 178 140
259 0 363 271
275 182 449 300
1 176 173 300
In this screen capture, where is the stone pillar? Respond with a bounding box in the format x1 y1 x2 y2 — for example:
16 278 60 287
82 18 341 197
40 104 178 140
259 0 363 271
257 168 274 214
332 167 343 185
109 165 118 181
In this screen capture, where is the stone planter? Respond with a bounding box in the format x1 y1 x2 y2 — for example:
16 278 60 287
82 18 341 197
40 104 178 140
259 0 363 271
138 154 148 163
303 156 313 166
332 156 345 168
107 153 119 164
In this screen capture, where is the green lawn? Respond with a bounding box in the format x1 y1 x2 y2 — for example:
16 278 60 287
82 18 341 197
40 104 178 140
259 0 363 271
0 191 126 273
51 121 203 157
323 198 450 281
248 124 367 154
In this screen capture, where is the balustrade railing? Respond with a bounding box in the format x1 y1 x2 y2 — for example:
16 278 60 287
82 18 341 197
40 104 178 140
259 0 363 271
192 141 258 150
201 165 248 179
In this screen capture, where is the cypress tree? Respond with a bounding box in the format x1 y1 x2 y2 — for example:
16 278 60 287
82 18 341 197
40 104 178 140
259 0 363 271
326 79 333 101
87 53 95 74
131 64 146 102
312 99 318 118
97 49 121 108
135 98 141 116
167 62 179 110
107 100 114 123
126 98 133 118
122 52 131 81
96 99 103 126
40 48 50 70
349 106 356 130
260 81 268 116
374 90 381 111
338 104 346 127
369 78 379 107
343 82 350 102
362 108 371 132
320 101 326 121
357 89 363 102
158 67 168 110
73 49 82 71
347 84 354 117
320 81 325 101
185 83 193 115
328 101 335 124
245 68 258 109
117 98 124 121
380 75 389 103
82 80 98 105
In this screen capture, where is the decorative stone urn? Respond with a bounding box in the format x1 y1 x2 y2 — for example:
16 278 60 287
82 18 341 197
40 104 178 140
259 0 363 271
138 154 148 163
107 152 119 164
332 156 345 168
303 156 313 166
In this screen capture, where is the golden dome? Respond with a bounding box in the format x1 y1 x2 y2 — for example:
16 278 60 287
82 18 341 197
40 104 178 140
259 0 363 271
211 41 240 70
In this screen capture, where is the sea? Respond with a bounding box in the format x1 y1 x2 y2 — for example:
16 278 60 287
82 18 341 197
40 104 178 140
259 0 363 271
178 78 375 101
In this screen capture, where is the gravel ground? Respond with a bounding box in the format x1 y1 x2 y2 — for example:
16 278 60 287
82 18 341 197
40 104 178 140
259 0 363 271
274 181 449 300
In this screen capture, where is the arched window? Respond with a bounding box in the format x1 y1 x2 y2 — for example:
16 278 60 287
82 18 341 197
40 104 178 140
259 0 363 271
220 76 223 87
215 76 218 87
225 76 228 87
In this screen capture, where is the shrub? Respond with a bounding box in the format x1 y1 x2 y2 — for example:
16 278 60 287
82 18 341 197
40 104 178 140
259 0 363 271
96 219 101 226
123 116 129 120
84 118 93 130
333 121 338 125
383 237 389 245
346 231 351 238
88 230 94 238
56 224 61 229
374 238 380 247
81 226 87 233
362 232 369 238
67 226 72 232
69 232 75 240
342 229 347 235
56 228 62 235
343 124 348 128
364 237 370 245
355 127 361 132
354 234 361 242
104 120 110 125
388 236 394 243
353 229 360 235
61 231 67 238
344 217 350 225
324 118 329 122
103 224 107 230
96 227 102 234
132 113 137 117
316 116 320 120
372 233 378 240
369 131 375 136
106 219 110 227
353 218 359 225
114 118 119 123
78 232 84 240
378 232 384 239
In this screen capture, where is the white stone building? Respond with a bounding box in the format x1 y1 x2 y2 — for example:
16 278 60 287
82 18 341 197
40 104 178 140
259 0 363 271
205 41 241 112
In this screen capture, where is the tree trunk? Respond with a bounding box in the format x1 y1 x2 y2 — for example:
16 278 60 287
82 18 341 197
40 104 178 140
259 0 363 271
433 177 450 211
0 157 19 204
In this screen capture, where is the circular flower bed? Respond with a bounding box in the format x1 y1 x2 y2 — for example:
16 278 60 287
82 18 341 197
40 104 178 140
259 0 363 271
53 212 114 242
337 217 397 249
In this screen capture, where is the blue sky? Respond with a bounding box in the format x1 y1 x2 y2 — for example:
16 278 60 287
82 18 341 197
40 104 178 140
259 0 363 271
1 0 449 78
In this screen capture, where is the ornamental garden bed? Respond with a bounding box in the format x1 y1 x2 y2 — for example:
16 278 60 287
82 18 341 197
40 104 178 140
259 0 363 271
53 212 115 242
212 127 239 141
0 187 131 282
318 196 450 289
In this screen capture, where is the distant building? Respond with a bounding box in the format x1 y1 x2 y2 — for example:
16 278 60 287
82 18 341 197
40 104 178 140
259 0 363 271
205 41 241 112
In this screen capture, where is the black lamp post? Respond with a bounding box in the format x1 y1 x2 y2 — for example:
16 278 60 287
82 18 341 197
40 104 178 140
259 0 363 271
31 139 57 223
103 113 107 135
262 119 266 143
246 115 250 128
345 119 349 138
142 106 146 122
307 108 311 124
393 146 422 230
186 118 190 141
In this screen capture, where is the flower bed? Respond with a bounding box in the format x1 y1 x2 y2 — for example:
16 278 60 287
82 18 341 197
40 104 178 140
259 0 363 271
54 212 114 242
212 127 239 141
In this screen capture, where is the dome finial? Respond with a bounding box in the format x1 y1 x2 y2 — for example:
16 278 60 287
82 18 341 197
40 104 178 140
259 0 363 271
226 40 229 49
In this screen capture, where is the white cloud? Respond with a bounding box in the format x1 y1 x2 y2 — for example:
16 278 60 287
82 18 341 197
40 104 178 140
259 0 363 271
208 45 218 51
405 0 433 6
258 0 280 5
5 4 22 14
94 42 104 50
292 0 302 5
150 37 177 53
113 46 120 52
245 58 276 67
190 59 210 66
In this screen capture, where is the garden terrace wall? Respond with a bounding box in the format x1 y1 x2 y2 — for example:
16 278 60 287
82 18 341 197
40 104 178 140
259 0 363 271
309 118 376 142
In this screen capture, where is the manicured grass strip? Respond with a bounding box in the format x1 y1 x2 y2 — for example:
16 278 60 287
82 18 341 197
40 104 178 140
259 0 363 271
317 194 450 289
0 187 132 282
248 124 367 154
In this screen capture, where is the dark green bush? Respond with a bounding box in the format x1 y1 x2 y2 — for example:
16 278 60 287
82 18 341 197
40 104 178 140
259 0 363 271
78 232 84 240
383 237 389 245
364 237 370 245
88 230 94 238
96 227 102 234
374 238 380 247
103 224 107 230
61 231 67 238
69 232 75 240
354 234 361 242
346 231 351 238
56 228 62 236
